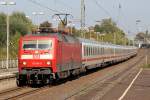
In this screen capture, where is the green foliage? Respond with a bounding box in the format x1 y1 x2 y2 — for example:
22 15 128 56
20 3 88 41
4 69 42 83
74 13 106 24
9 32 21 58
143 64 150 68
0 12 33 59
73 30 81 37
93 18 127 44
0 47 6 59
40 21 52 28
0 32 6 46
94 19 118 33
0 13 7 46
72 19 128 45
0 32 20 59
10 12 32 36
0 12 32 46
135 32 149 41
39 21 53 33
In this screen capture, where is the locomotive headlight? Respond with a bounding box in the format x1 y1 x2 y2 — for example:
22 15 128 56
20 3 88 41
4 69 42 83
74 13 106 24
47 61 51 65
23 61 27 65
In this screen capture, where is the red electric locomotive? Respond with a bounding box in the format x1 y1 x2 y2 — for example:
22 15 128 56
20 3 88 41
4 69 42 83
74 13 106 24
17 32 82 86
17 30 138 86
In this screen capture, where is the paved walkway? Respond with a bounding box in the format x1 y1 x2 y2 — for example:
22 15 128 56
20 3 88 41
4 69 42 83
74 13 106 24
122 68 150 100
0 68 18 79
102 68 150 100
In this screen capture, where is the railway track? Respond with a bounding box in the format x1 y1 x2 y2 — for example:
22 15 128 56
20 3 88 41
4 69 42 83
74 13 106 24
0 85 51 100
0 49 147 100
65 49 147 100
0 87 21 96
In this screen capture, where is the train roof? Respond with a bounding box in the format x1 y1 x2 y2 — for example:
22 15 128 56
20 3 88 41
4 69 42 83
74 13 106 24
78 38 137 49
21 32 79 43
21 33 137 49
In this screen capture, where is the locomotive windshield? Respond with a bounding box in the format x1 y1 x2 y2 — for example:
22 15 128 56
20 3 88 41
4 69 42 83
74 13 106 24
38 40 52 50
23 40 52 50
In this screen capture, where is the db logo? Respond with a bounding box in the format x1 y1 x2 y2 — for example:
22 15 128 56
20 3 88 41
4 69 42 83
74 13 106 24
33 54 40 59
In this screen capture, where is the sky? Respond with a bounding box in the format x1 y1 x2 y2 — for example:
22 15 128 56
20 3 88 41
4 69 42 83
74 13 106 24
0 0 150 39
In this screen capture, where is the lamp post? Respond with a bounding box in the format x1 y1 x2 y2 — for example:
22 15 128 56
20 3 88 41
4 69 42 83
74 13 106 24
0 1 16 69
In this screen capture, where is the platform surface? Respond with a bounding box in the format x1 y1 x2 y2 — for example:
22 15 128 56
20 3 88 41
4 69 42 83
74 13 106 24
102 68 150 100
0 68 18 79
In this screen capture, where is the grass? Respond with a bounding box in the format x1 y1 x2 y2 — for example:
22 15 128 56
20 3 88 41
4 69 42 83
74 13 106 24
143 64 150 68
0 48 17 59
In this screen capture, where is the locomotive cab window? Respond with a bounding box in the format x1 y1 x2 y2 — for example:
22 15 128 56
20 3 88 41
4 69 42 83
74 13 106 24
23 40 37 50
38 40 52 50
23 40 52 50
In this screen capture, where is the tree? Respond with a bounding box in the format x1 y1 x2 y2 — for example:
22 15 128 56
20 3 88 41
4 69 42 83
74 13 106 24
39 21 53 33
40 21 52 28
135 32 147 41
10 12 32 36
94 18 117 34
9 32 21 58
93 18 128 44
0 12 33 58
94 24 101 32
0 13 7 46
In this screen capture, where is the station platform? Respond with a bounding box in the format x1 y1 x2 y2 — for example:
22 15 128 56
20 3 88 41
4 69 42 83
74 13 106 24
122 68 150 100
102 68 150 100
0 68 18 80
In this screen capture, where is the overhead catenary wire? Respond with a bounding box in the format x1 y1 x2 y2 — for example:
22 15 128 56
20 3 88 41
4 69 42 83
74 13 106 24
27 0 74 22
26 0 64 13
51 0 73 17
93 0 111 17
115 3 132 35
54 0 73 10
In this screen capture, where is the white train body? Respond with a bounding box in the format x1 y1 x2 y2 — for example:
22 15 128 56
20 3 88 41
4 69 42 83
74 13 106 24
79 38 137 69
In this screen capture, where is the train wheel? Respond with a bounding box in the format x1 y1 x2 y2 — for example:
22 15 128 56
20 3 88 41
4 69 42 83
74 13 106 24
48 75 55 85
